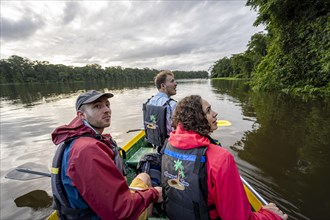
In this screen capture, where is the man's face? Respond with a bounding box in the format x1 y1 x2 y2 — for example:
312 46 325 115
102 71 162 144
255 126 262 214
79 96 111 132
163 75 177 96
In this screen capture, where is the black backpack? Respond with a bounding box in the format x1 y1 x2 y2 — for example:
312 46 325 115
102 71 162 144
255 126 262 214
143 98 174 150
136 152 162 187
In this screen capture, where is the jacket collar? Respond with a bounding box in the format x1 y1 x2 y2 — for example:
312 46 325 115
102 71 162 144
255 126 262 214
168 123 211 150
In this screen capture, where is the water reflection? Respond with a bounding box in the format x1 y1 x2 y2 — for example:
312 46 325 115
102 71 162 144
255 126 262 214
239 93 329 219
14 190 52 210
211 79 330 219
0 81 154 105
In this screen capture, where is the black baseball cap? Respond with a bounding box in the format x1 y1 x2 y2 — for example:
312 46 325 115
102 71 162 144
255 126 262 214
75 90 113 111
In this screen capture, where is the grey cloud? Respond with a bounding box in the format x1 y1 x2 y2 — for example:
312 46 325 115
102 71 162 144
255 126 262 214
62 1 80 24
1 10 44 41
1 1 264 71
83 1 201 33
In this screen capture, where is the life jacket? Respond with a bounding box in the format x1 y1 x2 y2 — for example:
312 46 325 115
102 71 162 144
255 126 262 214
51 135 126 220
143 97 174 149
161 142 213 220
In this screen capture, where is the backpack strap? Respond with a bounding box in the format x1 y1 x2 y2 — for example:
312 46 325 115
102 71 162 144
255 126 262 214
159 138 168 154
143 96 175 114
108 137 127 176
163 98 174 106
143 96 154 111
207 135 221 147
163 98 176 117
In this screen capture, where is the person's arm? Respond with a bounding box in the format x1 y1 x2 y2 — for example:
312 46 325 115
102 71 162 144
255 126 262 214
68 139 159 220
211 149 283 220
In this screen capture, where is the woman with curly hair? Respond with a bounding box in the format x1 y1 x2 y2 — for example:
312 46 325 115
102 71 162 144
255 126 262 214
161 95 287 220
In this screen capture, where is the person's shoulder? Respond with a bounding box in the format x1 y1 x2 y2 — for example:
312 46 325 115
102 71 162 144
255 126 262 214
72 137 106 152
71 138 115 163
206 145 236 172
168 100 177 111
147 93 163 102
207 144 233 158
153 92 165 97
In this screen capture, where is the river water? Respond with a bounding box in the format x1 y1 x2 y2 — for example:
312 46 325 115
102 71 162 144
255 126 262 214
0 79 329 219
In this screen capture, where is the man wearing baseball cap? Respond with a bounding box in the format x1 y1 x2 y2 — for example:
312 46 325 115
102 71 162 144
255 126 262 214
51 90 162 220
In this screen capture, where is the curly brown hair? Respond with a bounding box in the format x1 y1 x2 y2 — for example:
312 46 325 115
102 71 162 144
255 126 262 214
172 95 210 136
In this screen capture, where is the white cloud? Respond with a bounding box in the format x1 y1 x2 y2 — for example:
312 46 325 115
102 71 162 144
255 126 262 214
0 1 264 71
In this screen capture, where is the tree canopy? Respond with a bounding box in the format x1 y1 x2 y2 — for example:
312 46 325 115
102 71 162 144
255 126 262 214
0 55 208 84
211 0 330 96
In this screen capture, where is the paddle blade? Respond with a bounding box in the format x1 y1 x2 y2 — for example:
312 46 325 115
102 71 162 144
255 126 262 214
217 120 231 127
5 162 50 181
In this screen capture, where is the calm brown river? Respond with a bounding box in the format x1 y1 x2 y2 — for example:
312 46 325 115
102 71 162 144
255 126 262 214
0 79 329 219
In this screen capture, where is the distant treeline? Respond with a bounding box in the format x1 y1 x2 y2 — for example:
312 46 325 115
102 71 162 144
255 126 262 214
0 55 208 84
211 0 329 96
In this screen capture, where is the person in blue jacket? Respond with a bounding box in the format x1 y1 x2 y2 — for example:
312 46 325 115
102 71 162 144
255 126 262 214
143 70 177 150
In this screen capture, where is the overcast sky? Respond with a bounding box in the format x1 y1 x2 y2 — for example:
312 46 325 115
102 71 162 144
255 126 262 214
1 0 264 71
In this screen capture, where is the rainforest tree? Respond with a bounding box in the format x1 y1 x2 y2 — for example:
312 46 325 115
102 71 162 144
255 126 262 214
211 0 329 96
0 56 208 84
247 0 330 95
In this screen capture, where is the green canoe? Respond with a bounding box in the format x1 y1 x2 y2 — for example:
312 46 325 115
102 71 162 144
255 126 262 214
47 130 264 220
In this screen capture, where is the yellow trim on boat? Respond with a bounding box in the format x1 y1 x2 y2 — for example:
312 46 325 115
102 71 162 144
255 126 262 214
244 184 263 211
121 130 145 153
47 210 57 220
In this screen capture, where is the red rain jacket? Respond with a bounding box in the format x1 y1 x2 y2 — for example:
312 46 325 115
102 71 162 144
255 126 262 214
52 116 159 220
168 124 282 220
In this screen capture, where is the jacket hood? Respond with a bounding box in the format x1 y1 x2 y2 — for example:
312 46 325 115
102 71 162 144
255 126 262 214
51 116 96 145
168 123 212 149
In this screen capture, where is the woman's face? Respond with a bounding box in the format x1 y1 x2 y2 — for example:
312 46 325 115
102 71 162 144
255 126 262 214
201 98 218 132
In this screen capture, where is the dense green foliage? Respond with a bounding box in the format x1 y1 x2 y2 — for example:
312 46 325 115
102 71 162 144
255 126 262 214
0 55 208 84
211 32 267 79
211 0 330 96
